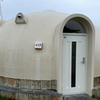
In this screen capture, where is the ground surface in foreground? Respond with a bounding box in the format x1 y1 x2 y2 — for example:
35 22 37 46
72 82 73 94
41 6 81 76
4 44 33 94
63 94 97 100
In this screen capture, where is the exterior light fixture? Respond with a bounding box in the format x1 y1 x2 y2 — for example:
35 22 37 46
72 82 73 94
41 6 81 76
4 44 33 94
18 14 22 19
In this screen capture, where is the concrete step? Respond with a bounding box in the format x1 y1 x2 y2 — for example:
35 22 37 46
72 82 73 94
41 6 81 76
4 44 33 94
63 94 97 100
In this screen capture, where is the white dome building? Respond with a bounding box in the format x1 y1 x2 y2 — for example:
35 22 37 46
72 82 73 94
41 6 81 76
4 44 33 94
0 10 100 97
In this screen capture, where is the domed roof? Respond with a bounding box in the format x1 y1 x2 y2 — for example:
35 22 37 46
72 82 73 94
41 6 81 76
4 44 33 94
0 10 99 79
0 10 70 79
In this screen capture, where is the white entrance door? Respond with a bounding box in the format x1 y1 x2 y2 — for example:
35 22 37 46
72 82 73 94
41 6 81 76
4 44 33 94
63 35 87 95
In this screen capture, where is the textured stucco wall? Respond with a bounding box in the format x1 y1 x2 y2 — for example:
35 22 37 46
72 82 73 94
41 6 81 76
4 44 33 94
94 26 100 77
0 10 99 95
0 11 69 80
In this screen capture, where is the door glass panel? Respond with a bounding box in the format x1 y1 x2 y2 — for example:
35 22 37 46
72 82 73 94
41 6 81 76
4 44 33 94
63 21 86 33
71 42 76 87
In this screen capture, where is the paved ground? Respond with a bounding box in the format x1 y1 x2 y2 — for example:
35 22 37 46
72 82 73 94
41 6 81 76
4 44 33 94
0 84 97 100
63 94 97 100
0 84 62 100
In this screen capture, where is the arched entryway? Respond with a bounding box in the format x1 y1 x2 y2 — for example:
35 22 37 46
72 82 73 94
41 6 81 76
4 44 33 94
55 14 95 96
63 21 87 94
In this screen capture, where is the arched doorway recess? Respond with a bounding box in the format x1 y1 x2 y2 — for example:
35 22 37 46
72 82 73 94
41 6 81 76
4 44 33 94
63 20 87 94
55 14 95 96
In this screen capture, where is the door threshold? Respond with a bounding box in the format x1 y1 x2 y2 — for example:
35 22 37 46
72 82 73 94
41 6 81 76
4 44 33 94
63 92 86 96
63 93 88 96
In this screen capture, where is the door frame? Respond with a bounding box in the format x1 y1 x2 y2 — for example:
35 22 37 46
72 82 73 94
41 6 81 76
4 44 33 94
62 33 88 95
55 14 95 96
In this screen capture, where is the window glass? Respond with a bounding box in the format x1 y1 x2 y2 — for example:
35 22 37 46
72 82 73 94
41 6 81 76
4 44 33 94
63 21 86 33
71 42 76 87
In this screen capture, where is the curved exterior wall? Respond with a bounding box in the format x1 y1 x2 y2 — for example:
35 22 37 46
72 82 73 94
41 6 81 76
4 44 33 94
0 11 69 80
94 26 100 77
0 10 100 95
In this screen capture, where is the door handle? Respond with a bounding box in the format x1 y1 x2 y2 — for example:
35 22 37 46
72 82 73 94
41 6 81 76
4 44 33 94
81 57 85 64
